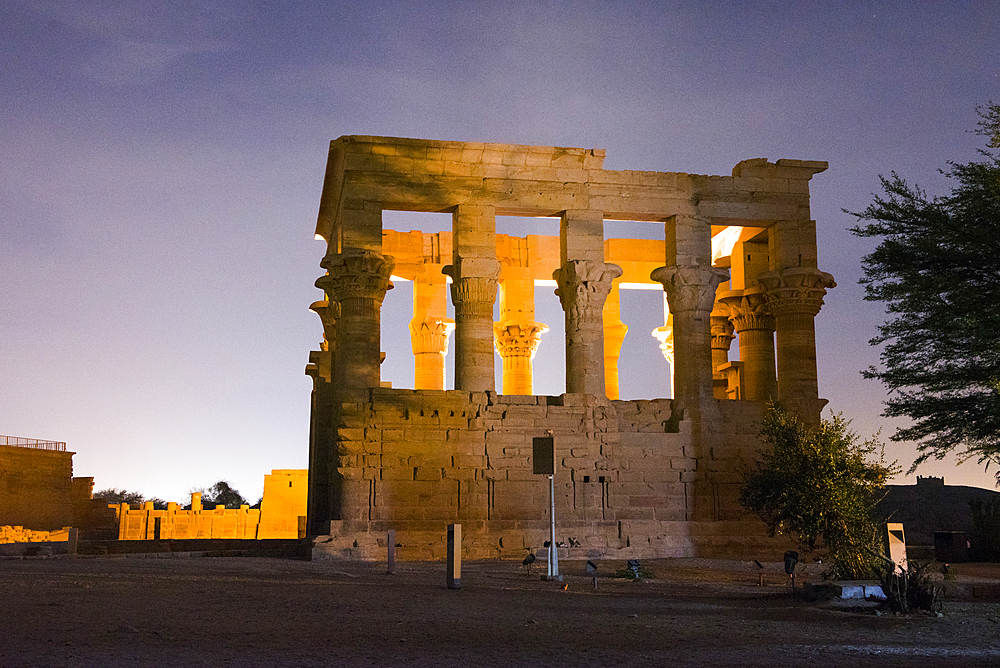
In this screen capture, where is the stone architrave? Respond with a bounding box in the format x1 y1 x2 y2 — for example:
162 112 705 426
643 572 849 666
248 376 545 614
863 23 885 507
493 320 548 395
758 267 836 415
316 250 395 389
409 317 456 390
717 286 776 402
443 259 501 392
554 259 622 396
651 263 729 413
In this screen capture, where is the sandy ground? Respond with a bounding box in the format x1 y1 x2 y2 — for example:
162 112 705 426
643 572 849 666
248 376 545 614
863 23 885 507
2 556 999 667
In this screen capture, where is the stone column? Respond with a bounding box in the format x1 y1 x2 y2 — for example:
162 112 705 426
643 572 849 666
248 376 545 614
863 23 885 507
444 203 500 392
651 264 729 413
305 300 337 535
759 267 836 418
554 260 622 396
494 268 547 395
602 283 628 400
493 322 547 394
409 275 454 390
718 286 776 402
315 250 395 389
709 309 735 400
410 317 455 390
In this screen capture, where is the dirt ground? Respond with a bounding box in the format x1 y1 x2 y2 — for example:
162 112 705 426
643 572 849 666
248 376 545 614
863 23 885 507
2 555 999 667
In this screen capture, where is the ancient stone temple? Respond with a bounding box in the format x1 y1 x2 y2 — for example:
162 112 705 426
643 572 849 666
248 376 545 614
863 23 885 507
306 136 834 560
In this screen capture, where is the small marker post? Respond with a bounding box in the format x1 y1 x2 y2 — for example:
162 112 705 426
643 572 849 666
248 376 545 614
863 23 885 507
386 529 396 575
447 524 461 589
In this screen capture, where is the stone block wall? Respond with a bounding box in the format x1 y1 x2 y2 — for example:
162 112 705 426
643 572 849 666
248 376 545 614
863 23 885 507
313 388 788 561
115 502 262 540
0 445 74 530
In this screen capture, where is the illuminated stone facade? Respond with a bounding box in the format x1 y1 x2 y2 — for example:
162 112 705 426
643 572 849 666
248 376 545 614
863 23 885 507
306 137 833 560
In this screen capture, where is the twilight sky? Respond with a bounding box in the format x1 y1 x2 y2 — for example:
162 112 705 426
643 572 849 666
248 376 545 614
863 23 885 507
2 0 999 503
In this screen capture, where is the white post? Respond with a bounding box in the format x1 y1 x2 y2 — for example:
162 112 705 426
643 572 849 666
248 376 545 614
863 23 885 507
549 473 559 578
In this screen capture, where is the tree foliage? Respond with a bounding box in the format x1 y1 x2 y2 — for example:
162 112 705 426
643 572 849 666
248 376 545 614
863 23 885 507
849 102 1000 478
193 480 248 509
94 488 168 510
740 405 899 579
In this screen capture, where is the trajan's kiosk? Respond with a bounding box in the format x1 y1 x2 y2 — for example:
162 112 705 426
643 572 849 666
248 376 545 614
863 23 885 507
306 136 833 560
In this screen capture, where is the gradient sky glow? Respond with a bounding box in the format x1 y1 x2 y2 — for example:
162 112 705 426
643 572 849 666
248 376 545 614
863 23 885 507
3 0 999 503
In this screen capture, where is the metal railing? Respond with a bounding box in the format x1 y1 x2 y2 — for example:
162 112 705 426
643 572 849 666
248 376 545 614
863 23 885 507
0 435 66 451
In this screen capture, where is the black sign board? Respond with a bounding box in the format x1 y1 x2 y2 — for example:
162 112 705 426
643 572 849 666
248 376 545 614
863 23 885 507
532 436 554 475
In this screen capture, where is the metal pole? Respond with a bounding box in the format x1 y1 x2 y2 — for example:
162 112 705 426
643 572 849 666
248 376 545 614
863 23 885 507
549 473 559 578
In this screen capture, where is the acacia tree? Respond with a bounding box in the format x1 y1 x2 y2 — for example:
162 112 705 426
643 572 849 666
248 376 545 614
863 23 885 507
849 103 1000 480
740 405 899 579
190 481 248 509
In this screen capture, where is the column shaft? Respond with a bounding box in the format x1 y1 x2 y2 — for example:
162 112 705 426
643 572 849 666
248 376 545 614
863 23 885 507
554 260 622 396
445 205 499 391
651 264 729 412
602 283 628 400
759 267 836 421
410 276 454 390
719 288 776 402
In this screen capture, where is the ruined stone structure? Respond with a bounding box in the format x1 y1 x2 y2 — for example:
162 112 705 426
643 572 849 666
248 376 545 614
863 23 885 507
306 136 833 560
0 436 76 530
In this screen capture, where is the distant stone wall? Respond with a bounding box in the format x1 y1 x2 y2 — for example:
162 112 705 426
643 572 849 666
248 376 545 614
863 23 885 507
0 526 71 544
313 388 785 560
0 445 74 530
115 500 262 540
114 470 308 541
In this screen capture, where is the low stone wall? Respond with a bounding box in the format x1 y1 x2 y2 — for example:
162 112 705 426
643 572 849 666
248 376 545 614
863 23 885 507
313 388 785 560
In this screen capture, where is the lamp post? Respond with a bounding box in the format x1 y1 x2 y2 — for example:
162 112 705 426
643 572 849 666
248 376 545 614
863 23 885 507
533 434 559 580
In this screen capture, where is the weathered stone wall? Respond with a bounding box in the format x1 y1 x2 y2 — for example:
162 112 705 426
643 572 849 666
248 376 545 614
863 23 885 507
0 445 74 530
313 389 788 560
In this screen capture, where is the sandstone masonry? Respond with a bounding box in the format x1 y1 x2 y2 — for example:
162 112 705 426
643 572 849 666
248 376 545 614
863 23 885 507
306 137 833 561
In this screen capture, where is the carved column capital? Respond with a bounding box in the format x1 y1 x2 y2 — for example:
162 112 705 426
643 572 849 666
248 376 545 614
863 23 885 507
409 316 456 355
494 320 548 359
651 264 729 313
553 260 623 321
710 313 736 350
316 250 395 305
758 267 836 316
718 287 774 332
310 300 340 352
443 260 500 319
651 323 674 364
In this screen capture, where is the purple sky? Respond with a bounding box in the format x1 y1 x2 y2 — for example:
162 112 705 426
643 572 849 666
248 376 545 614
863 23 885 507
2 0 999 503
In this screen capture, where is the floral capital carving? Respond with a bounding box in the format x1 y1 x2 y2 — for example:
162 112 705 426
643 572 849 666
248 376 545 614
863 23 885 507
758 267 836 316
493 320 548 359
316 251 395 305
651 264 729 314
718 286 774 332
409 317 456 355
553 260 623 322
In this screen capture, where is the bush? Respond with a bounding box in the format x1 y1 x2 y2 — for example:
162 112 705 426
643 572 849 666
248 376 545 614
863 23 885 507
740 405 900 580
